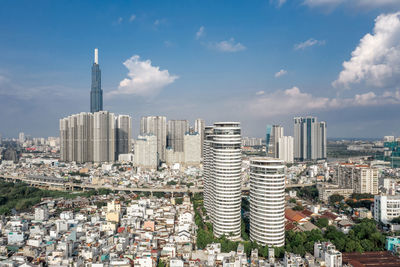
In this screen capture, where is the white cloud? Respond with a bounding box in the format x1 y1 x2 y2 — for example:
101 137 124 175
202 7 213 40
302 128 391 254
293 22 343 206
333 12 400 89
154 19 160 26
210 38 246 52
256 90 265 95
270 0 287 8
108 55 178 97
275 69 288 78
129 14 136 22
294 38 325 50
117 17 123 24
196 26 205 39
249 86 400 117
304 0 400 9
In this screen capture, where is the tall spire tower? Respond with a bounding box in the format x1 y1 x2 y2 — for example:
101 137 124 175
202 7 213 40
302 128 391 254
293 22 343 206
90 48 103 113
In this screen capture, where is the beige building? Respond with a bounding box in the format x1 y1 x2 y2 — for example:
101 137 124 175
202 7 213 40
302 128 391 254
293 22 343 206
336 163 379 195
134 135 158 170
318 184 354 203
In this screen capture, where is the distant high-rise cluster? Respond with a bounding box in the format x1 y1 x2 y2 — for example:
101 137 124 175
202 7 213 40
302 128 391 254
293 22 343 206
167 120 189 152
140 116 167 162
90 48 103 113
294 116 327 161
60 111 131 163
204 122 242 240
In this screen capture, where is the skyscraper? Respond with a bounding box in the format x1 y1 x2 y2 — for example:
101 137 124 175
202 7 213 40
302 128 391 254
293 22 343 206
116 115 132 158
294 116 327 161
266 125 283 158
140 116 167 162
90 48 103 113
167 120 189 152
250 158 285 247
204 122 242 240
203 126 214 215
195 118 205 158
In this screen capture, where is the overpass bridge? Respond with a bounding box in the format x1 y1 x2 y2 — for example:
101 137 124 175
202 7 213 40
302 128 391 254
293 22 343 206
0 175 316 194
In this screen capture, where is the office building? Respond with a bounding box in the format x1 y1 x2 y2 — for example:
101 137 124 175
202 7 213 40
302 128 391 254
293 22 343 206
294 116 327 161
336 163 379 195
195 119 205 157
90 48 103 113
93 111 115 163
266 125 283 158
140 116 167 162
116 115 132 158
374 194 400 224
134 135 158 169
184 133 201 166
204 122 242 240
167 120 189 152
250 158 285 247
277 136 294 163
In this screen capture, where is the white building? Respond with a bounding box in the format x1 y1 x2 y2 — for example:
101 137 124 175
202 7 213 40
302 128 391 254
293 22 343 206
336 163 379 195
34 207 49 221
278 136 294 163
134 135 158 169
250 158 285 247
140 116 167 162
374 194 400 224
314 242 342 267
204 122 242 240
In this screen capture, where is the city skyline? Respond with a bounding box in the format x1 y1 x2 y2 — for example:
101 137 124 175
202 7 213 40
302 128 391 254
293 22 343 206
1 1 400 138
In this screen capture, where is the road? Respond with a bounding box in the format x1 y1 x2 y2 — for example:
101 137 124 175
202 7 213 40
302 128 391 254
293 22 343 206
0 175 316 193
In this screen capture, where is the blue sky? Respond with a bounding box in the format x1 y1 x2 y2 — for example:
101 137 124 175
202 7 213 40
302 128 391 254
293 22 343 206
1 0 400 138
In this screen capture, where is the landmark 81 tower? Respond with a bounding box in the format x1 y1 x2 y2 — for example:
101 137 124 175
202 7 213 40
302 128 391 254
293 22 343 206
90 48 103 113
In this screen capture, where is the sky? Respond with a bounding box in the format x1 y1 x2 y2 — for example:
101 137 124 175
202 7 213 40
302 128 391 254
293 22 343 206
1 0 400 138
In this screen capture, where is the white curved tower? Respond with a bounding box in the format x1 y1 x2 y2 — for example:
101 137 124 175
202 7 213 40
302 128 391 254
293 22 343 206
210 122 242 239
250 157 285 247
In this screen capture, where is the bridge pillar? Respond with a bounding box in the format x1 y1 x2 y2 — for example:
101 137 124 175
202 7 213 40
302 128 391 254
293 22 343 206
150 191 153 197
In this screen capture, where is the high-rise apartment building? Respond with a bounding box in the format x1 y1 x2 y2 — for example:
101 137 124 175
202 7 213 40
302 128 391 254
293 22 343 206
203 126 214 214
195 118 205 157
60 111 131 163
204 122 242 240
336 163 379 195
90 48 103 113
250 158 285 247
278 136 294 163
294 116 327 161
183 133 201 166
93 111 115 163
134 135 158 169
266 125 283 158
167 120 189 152
140 116 167 162
116 115 132 158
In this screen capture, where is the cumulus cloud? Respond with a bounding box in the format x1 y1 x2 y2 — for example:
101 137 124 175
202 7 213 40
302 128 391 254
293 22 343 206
294 38 325 50
210 38 246 52
270 0 287 8
304 0 400 9
275 69 288 78
249 86 400 117
196 26 205 39
108 55 178 97
129 14 136 22
256 90 265 95
333 12 400 89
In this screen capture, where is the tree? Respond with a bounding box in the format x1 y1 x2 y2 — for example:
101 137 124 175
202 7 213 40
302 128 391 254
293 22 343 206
289 198 297 204
315 218 329 228
292 205 304 211
329 194 344 204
